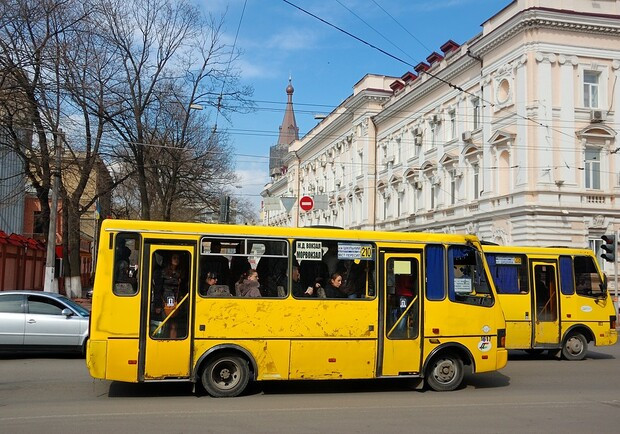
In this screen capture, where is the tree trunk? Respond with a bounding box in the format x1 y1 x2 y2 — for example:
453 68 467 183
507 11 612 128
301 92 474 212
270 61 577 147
64 200 83 298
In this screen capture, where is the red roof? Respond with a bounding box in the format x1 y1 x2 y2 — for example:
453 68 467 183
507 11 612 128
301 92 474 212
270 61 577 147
0 232 47 250
401 71 417 83
426 52 444 65
440 40 460 55
414 62 430 73
390 80 405 92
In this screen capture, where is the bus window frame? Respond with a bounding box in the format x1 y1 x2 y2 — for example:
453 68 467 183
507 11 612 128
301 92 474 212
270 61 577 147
425 244 446 301
486 253 529 295
112 232 142 297
573 254 605 298
292 238 377 301
447 244 495 307
199 235 290 299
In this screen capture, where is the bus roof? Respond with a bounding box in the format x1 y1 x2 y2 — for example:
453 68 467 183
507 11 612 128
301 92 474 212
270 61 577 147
482 245 596 256
100 219 481 246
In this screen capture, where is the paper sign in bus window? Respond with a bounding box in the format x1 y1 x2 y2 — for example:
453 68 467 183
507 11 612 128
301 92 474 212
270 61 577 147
454 278 473 294
394 260 411 275
295 241 323 261
338 243 374 261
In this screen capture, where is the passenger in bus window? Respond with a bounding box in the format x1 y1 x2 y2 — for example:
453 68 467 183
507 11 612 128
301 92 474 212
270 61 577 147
325 272 347 298
236 270 262 297
291 265 319 297
299 258 329 291
202 272 232 297
203 240 230 292
256 256 287 297
153 252 188 338
229 244 251 294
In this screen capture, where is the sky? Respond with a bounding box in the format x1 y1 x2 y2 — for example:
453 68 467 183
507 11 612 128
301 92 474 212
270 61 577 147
199 0 509 213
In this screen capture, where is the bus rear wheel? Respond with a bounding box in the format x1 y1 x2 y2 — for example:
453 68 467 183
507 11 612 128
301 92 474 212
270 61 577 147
562 332 588 361
201 354 250 397
425 354 464 391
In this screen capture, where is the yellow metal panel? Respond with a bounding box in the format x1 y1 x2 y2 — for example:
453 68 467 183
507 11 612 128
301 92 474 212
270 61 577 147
289 340 376 379
192 340 290 381
144 339 191 379
86 340 107 380
194 297 378 340
106 339 139 382
423 298 501 339
498 293 532 349
504 321 532 349
535 321 560 344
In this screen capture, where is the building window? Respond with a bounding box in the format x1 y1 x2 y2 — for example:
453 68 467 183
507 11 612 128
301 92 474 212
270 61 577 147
473 98 481 130
450 170 456 205
449 111 456 141
33 211 45 235
357 152 363 177
585 147 600 189
383 195 389 219
583 71 600 108
430 184 435 209
473 163 479 200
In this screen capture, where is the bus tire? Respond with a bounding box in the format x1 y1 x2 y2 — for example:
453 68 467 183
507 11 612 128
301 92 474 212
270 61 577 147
425 353 464 392
201 353 250 397
562 332 588 361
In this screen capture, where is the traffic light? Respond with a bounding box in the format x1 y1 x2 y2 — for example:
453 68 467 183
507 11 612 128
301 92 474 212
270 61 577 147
601 234 617 263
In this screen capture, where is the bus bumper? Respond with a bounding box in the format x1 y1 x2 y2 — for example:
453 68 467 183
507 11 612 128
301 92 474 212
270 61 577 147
496 348 508 370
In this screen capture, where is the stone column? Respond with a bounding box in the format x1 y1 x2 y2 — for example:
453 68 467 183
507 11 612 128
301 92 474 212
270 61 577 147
558 55 578 185
535 52 555 186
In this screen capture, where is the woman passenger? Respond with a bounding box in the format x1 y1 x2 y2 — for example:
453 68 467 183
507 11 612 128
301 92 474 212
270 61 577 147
325 272 347 298
236 269 262 297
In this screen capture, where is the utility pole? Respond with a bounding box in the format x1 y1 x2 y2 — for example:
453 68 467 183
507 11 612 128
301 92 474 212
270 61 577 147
44 129 62 293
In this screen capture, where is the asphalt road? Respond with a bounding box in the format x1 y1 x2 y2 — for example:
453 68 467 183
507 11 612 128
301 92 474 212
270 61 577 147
1 343 619 433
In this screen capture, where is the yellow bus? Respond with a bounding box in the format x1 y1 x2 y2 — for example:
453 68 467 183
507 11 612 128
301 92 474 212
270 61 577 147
87 219 507 396
483 245 617 360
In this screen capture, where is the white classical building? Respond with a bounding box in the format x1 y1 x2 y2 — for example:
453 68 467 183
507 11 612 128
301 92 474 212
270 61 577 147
262 0 620 265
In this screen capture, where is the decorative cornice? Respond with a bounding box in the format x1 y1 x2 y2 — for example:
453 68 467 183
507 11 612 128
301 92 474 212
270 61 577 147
471 9 620 58
376 56 478 126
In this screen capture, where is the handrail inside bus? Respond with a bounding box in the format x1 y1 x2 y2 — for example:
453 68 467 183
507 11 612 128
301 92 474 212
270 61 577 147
152 293 189 337
387 295 419 337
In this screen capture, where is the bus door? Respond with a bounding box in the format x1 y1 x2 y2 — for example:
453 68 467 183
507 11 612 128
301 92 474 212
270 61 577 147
142 245 194 379
532 262 560 345
381 253 422 376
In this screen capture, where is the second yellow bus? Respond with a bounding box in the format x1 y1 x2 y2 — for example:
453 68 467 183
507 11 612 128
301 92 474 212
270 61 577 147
483 245 617 359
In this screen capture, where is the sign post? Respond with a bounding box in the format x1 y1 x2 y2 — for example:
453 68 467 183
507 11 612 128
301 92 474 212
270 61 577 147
299 195 314 212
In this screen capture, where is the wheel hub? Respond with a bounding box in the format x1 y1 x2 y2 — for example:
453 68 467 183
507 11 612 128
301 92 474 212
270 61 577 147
219 368 231 381
567 337 583 355
434 360 456 383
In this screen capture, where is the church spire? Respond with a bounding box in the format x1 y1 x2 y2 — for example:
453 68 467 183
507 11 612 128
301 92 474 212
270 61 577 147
277 77 299 145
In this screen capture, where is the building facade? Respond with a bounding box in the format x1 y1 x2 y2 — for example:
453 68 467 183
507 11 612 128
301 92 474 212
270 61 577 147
262 0 620 269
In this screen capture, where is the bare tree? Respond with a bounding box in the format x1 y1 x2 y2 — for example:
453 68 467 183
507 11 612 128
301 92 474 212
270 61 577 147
98 0 252 220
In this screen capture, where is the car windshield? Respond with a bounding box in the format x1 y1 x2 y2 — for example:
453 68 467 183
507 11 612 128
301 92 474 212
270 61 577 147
58 295 90 317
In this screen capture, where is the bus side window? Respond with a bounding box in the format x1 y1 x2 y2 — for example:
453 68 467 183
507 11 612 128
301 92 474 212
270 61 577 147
113 233 140 295
574 255 602 297
486 254 528 294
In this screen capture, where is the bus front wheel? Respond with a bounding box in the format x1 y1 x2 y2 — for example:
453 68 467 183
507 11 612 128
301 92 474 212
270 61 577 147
201 354 250 397
425 354 464 392
562 332 588 361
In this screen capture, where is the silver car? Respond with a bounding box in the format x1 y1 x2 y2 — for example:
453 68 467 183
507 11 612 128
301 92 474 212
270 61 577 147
0 291 89 355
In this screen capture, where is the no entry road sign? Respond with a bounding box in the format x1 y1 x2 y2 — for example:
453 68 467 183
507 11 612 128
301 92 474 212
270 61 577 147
299 195 314 211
